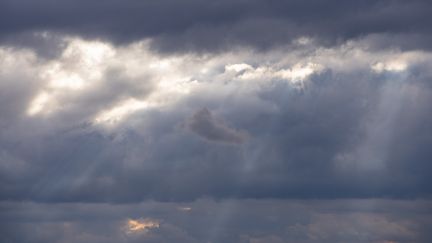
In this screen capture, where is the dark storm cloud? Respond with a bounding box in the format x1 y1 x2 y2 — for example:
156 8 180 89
186 108 247 144
1 0 432 52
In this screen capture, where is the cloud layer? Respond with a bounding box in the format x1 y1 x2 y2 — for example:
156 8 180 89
2 0 432 52
1 199 431 243
1 37 432 203
1 1 432 242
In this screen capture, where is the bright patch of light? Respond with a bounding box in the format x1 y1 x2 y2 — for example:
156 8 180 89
149 59 173 70
291 63 320 80
124 218 159 234
236 62 322 85
157 77 197 95
26 38 119 117
94 99 153 126
372 61 407 73
40 62 85 90
225 63 253 72
50 74 85 89
277 63 322 82
238 66 268 80
27 92 51 116
63 38 115 67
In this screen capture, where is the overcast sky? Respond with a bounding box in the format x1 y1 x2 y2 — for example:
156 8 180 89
1 0 432 242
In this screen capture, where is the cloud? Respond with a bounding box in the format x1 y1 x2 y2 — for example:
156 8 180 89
0 36 432 203
186 108 248 144
2 1 432 242
1 199 431 243
1 0 432 53
290 213 416 242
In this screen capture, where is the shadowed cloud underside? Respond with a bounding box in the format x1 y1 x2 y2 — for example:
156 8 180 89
1 0 432 242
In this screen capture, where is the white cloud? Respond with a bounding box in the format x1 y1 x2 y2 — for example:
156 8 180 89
93 98 154 126
372 61 407 73
1 33 431 129
225 63 253 72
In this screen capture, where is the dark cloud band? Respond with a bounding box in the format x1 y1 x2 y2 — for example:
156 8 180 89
1 0 432 52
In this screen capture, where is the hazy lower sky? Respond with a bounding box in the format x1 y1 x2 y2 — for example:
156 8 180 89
1 0 432 242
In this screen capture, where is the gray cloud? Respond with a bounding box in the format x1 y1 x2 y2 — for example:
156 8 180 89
186 108 248 144
1 63 432 202
1 199 431 243
1 0 432 52
0 38 432 203
1 4 432 240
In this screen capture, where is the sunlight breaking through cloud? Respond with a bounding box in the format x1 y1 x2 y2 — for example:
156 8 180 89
124 218 160 234
15 35 432 125
2 0 432 241
94 99 154 126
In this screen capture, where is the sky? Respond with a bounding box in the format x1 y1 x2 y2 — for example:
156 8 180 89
1 0 432 242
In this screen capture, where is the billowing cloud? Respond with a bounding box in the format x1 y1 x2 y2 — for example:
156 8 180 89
0 36 432 203
1 1 432 241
